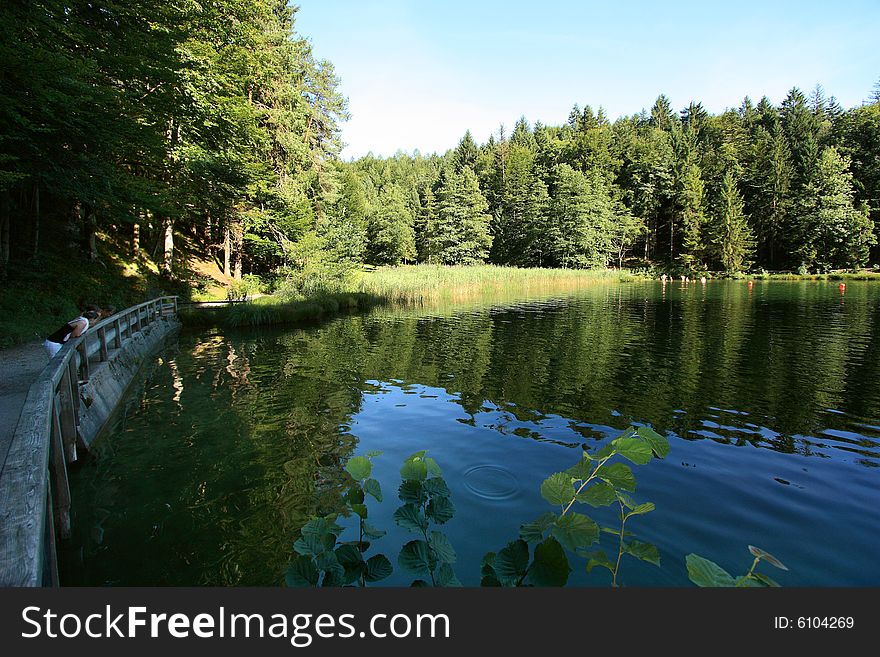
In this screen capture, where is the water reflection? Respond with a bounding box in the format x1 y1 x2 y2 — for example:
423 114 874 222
62 281 880 586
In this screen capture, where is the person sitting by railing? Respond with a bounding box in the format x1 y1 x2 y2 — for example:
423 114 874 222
42 309 100 358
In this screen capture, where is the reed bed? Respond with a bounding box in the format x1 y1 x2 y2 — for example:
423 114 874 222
355 264 639 305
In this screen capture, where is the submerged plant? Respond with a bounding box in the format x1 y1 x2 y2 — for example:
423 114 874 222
393 451 460 587
285 451 392 587
686 545 789 587
481 426 669 586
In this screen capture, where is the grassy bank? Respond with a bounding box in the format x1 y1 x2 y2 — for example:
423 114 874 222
355 264 640 305
178 292 383 328
754 270 880 281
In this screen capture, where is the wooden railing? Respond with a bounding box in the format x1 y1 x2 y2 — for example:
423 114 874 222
0 296 178 586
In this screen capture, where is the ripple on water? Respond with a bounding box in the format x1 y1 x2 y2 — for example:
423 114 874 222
462 465 520 501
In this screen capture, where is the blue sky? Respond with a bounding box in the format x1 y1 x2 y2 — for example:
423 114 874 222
293 0 879 159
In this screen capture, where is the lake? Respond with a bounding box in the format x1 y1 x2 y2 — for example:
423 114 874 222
61 280 880 586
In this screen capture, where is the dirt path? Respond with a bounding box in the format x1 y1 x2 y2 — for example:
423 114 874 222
0 341 48 469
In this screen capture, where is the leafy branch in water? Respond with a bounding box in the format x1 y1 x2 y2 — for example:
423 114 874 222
285 451 392 587
481 425 669 586
286 427 790 588
394 451 460 587
686 545 789 587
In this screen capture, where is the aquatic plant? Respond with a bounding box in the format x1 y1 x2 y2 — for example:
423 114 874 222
285 451 391 587
286 427 790 588
393 451 460 587
480 426 669 587
686 545 789 587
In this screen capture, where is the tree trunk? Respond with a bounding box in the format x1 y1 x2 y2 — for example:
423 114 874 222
133 222 140 258
163 215 174 274
0 192 9 273
224 226 231 277
233 223 243 280
32 183 40 258
205 211 211 244
86 204 98 261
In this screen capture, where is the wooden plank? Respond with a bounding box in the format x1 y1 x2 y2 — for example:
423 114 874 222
77 341 90 382
113 318 122 348
50 400 71 539
0 378 53 586
57 371 78 464
43 486 59 587
99 326 108 361
67 359 80 426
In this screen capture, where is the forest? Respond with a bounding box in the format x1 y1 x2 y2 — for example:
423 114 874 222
2 0 879 297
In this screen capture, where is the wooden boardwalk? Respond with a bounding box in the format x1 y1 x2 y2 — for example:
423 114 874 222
0 298 178 586
0 342 47 471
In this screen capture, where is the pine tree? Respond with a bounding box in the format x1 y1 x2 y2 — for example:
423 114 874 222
431 167 492 264
711 171 754 273
797 148 875 271
366 183 415 265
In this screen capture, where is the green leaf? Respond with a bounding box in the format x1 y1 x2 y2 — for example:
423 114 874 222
750 572 781 587
615 491 637 510
480 553 501 587
624 539 661 566
734 575 765 587
599 462 636 492
423 477 451 499
425 457 443 477
400 456 428 481
362 522 386 540
748 545 788 570
519 512 557 543
426 496 455 524
364 478 383 503
626 502 656 518
334 544 364 567
576 481 617 507
636 426 670 458
394 503 428 533
345 456 372 481
436 563 461 587
321 566 347 587
364 554 393 583
686 554 736 587
541 472 574 506
366 450 383 459
351 503 368 519
316 551 345 586
594 443 616 459
345 487 365 507
293 531 336 557
551 513 599 551
398 480 426 504
582 550 615 574
335 547 365 585
285 555 319 587
614 436 653 465
565 456 593 480
528 537 571 587
399 540 433 575
494 540 530 586
300 517 343 538
429 531 457 564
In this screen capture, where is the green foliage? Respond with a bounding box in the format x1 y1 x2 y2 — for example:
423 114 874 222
394 451 460 586
482 425 670 587
686 545 788 588
286 428 789 588
286 452 389 587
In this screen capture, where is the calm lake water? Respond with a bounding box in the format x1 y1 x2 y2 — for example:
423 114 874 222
61 280 880 586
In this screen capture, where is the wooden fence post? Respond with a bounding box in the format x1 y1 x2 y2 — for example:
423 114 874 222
50 400 71 539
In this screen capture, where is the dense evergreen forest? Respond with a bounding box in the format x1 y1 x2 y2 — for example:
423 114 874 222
2 0 879 294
